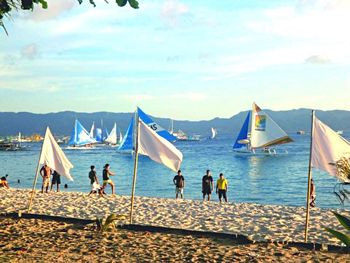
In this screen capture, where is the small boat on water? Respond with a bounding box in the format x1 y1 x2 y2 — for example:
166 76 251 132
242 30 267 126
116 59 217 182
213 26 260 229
336 130 343 135
233 102 293 155
210 127 217 139
0 142 22 151
169 119 200 141
105 123 118 146
297 130 305 135
67 119 97 149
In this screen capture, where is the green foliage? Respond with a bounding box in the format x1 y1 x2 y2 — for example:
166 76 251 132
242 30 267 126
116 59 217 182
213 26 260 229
324 211 350 247
96 213 127 232
116 0 139 9
335 157 350 182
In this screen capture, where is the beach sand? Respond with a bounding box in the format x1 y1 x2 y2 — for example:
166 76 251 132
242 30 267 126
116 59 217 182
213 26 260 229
1 188 349 247
1 217 349 262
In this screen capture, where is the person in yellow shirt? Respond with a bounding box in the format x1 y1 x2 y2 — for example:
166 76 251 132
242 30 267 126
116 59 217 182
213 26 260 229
216 173 228 203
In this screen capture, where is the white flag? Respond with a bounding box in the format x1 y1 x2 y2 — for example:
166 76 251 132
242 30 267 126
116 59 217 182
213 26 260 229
138 120 183 172
39 127 74 181
312 117 350 182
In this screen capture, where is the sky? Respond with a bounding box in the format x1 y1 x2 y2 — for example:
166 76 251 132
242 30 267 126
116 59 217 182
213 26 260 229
1 0 350 120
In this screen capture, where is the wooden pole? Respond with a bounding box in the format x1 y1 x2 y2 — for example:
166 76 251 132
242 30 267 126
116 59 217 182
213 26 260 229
27 127 47 212
129 115 140 224
304 110 315 242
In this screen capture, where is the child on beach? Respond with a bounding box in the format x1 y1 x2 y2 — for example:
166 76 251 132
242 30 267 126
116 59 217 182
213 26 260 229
216 173 228 203
202 170 213 201
102 164 116 195
173 170 185 199
40 164 52 193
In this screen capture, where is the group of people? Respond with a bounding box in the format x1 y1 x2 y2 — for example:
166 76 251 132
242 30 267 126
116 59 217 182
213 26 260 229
39 165 62 193
173 169 229 203
88 163 115 198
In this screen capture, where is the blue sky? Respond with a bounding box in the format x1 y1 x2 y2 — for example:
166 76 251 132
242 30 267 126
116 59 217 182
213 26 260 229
1 0 350 120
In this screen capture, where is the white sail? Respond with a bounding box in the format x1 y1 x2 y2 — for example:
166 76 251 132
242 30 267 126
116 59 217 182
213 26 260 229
89 122 95 138
250 103 293 149
211 128 217 139
118 131 123 143
105 123 117 145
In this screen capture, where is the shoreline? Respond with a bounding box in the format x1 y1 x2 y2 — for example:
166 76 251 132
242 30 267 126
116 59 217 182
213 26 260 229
1 188 349 246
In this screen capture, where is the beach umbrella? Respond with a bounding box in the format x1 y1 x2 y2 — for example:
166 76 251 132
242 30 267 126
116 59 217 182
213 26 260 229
304 111 350 241
27 127 74 211
129 112 183 224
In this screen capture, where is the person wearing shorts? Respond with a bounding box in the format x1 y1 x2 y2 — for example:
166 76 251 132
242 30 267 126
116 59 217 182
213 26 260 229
50 170 61 192
40 164 52 193
202 170 213 201
173 170 185 199
102 163 116 195
216 173 228 203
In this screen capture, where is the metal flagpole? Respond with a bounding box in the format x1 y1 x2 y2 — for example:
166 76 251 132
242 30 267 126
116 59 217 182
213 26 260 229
27 127 47 212
304 110 315 242
129 112 140 224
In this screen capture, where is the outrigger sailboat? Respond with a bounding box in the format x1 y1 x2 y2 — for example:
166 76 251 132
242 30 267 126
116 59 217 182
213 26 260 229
118 107 177 152
105 123 118 146
233 103 293 155
67 119 96 149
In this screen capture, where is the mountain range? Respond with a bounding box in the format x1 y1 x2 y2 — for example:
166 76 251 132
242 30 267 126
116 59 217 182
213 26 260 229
0 109 349 137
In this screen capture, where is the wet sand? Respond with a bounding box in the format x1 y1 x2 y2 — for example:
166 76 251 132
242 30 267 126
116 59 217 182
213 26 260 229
0 188 349 246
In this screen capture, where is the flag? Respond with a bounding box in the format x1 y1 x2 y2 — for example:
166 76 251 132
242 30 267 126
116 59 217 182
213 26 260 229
138 120 183 172
39 127 74 181
312 117 350 182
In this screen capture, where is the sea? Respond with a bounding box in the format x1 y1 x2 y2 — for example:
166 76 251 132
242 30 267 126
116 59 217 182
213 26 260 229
1 133 349 210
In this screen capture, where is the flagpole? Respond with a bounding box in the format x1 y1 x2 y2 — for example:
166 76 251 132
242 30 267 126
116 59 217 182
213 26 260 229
27 127 47 212
129 114 140 224
304 110 315 242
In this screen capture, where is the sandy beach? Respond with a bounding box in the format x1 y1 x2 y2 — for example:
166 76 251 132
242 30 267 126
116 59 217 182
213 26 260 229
1 216 350 262
1 188 349 247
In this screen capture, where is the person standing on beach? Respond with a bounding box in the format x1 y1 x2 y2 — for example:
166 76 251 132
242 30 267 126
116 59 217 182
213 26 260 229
102 164 116 195
40 164 52 193
202 170 213 201
173 170 185 199
50 170 61 192
216 173 228 203
310 178 316 207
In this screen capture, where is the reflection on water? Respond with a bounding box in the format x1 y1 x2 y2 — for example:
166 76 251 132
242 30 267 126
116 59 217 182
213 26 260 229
0 133 349 209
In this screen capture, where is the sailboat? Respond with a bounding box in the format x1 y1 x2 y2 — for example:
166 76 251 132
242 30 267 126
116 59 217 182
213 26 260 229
118 130 123 144
105 123 117 145
118 107 177 152
68 119 96 149
210 128 217 139
89 122 95 138
169 119 200 141
233 103 293 155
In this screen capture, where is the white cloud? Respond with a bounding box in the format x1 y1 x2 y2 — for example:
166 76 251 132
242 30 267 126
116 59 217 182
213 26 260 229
21 44 39 60
161 0 189 27
26 0 76 21
305 55 331 64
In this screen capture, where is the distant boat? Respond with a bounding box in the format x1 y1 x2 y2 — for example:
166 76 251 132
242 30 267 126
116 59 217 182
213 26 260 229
0 141 21 151
233 103 293 154
297 130 305 135
89 122 95 138
169 120 200 141
68 119 96 148
105 123 117 145
210 127 217 139
336 130 343 135
118 130 123 144
118 107 177 151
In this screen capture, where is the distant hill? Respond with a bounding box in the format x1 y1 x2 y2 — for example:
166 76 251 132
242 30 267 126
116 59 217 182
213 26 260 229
0 109 349 137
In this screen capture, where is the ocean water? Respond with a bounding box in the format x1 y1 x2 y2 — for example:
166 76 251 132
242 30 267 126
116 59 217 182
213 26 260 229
1 133 349 209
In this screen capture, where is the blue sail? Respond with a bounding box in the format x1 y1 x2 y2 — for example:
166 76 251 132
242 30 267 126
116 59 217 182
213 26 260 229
233 112 251 149
103 128 109 141
95 128 103 142
137 107 177 142
69 120 96 146
118 115 134 151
